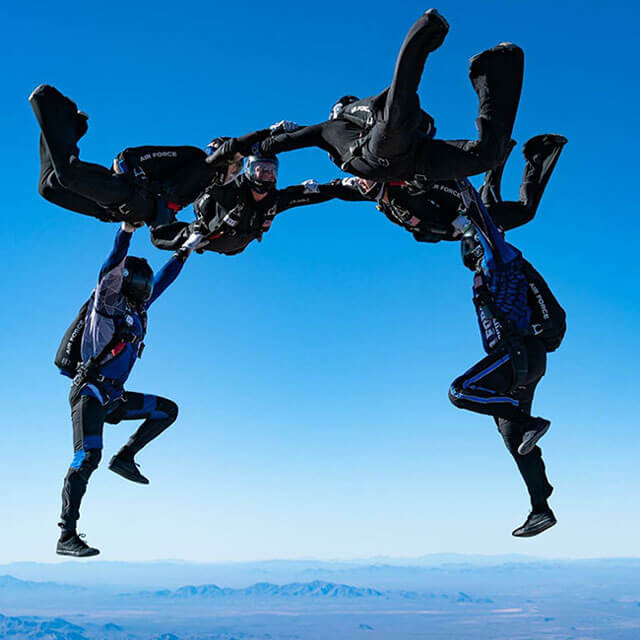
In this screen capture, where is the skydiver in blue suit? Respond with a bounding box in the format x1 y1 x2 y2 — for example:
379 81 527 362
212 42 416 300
56 222 203 557
448 181 566 538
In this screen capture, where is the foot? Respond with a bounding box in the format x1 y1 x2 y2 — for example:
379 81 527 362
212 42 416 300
470 41 522 70
512 508 557 538
422 9 449 51
109 453 149 485
523 134 568 166
518 417 551 456
56 532 100 557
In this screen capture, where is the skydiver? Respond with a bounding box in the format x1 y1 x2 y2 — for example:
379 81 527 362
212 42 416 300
319 134 567 242
150 154 349 256
448 181 566 537
207 9 524 183
29 84 297 224
55 222 202 557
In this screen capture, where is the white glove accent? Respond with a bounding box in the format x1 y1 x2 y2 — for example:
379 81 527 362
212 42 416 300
269 120 299 133
121 221 137 233
451 213 472 238
182 231 208 253
301 179 320 194
341 177 359 188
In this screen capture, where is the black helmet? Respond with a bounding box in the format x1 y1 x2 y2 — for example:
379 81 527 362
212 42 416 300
329 95 359 120
244 155 279 193
122 256 153 305
460 228 484 271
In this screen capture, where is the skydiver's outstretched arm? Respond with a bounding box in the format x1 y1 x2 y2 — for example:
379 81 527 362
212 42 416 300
208 123 328 165
276 179 369 213
146 232 203 307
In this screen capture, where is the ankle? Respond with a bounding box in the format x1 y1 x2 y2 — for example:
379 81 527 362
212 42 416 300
59 528 76 542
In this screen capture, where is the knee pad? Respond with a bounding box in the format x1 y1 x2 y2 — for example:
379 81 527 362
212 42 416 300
70 448 102 481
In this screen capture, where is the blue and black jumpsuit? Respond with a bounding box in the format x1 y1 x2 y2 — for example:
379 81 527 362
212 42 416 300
448 190 553 510
59 228 185 534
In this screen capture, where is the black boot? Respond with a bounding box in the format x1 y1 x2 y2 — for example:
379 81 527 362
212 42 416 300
518 417 551 456
29 85 85 174
512 508 557 538
520 134 568 211
56 531 100 557
109 451 149 485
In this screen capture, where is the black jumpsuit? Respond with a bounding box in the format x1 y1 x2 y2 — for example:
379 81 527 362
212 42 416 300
150 177 347 255
213 12 523 182
30 84 277 223
320 132 567 242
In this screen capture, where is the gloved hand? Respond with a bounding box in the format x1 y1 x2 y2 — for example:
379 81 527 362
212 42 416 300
451 213 471 238
121 221 139 233
301 179 320 193
205 138 238 165
174 230 210 260
269 120 299 133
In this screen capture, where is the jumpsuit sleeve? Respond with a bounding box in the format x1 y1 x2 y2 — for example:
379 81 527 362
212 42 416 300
145 256 184 308
259 123 328 156
275 179 364 213
145 231 202 308
82 228 131 362
465 190 519 268
95 228 132 313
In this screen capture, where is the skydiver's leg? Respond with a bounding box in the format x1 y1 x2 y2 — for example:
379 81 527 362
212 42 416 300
496 379 556 537
38 135 118 221
448 338 547 422
369 9 449 159
30 85 144 213
105 392 178 484
59 393 105 537
519 134 568 214
495 382 554 514
485 135 567 231
415 44 524 181
479 139 517 206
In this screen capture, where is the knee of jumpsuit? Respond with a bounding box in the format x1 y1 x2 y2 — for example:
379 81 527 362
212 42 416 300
156 397 179 423
70 446 102 481
38 171 60 202
55 156 85 190
448 378 467 409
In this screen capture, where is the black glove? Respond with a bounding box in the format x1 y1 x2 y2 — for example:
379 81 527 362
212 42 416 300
205 138 238 165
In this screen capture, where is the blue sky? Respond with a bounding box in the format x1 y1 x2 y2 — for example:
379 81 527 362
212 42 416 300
1 0 638 563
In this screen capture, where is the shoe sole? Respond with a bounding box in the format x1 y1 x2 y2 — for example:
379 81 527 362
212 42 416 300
518 420 551 456
512 517 557 538
56 548 100 557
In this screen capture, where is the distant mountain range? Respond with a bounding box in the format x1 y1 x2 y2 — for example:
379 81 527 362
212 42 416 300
134 579 385 600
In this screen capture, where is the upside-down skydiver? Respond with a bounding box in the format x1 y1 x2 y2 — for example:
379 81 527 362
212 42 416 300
29 83 298 224
313 134 567 242
207 9 524 184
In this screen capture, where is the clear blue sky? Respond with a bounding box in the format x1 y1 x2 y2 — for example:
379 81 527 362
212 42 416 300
2 0 638 563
